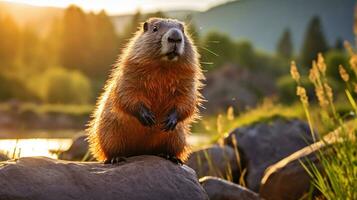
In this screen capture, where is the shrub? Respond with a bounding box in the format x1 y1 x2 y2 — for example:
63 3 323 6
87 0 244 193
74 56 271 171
277 75 313 104
43 67 92 104
325 50 349 82
0 74 35 101
200 31 236 70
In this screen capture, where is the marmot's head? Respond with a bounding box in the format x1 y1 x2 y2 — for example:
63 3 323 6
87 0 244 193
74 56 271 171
125 18 198 65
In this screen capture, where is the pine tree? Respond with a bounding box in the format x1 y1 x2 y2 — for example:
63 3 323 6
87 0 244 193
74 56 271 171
300 16 329 67
87 10 119 78
334 38 344 51
0 14 20 65
60 5 91 72
276 28 293 59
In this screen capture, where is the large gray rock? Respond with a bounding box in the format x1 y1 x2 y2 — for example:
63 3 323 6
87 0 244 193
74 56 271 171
58 134 91 161
187 145 240 181
200 176 261 200
224 118 317 191
259 141 325 200
0 156 208 200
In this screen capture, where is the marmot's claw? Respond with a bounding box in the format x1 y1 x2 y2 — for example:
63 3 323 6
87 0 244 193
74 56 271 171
104 156 127 165
157 154 183 165
136 105 156 126
162 109 178 131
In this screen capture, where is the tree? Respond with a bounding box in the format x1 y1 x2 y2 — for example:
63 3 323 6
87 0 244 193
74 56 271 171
300 16 329 67
44 18 63 66
200 31 236 70
87 10 119 78
276 28 293 59
334 38 344 51
19 26 42 67
60 5 91 73
0 14 20 66
234 41 255 68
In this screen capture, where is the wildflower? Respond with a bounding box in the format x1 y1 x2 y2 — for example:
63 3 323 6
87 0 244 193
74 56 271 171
349 55 357 74
296 86 309 105
339 65 349 82
290 61 300 82
344 41 354 56
217 114 223 134
317 53 326 75
309 61 319 83
227 106 234 120
324 83 333 102
315 86 329 108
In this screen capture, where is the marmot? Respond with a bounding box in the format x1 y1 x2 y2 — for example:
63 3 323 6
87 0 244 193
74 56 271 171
87 18 204 164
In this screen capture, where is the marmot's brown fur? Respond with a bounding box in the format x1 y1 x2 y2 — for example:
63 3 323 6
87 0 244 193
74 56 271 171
87 18 204 163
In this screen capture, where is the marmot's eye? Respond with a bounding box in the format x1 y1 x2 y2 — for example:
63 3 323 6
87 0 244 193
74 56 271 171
153 26 158 32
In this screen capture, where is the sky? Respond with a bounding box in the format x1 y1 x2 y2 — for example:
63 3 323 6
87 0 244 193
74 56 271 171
3 0 231 15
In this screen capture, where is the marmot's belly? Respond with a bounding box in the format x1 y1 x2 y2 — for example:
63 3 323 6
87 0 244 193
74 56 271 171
120 128 173 157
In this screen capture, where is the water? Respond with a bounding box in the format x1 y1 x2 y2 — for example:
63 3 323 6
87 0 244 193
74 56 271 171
0 134 210 160
0 138 73 159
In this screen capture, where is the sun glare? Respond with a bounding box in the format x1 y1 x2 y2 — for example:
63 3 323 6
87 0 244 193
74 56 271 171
4 0 231 15
4 0 136 14
0 139 72 159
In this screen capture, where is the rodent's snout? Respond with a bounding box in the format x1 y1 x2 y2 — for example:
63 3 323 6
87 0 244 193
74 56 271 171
167 29 182 43
161 28 185 61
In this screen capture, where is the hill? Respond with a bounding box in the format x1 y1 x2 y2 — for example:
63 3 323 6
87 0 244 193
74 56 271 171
1 0 355 52
193 0 355 52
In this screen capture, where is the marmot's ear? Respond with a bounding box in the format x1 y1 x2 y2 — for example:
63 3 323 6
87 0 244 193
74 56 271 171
143 22 148 32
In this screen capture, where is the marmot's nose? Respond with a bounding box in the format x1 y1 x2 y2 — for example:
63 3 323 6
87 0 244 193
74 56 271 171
167 29 182 43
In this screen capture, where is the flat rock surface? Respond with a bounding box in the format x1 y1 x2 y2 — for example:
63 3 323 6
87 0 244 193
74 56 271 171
0 156 208 200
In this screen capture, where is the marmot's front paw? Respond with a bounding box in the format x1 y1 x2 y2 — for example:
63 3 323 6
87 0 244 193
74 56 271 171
135 104 156 126
162 109 178 131
104 156 127 165
157 154 183 165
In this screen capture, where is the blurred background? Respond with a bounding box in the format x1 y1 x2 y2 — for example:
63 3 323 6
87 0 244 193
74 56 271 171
0 0 355 159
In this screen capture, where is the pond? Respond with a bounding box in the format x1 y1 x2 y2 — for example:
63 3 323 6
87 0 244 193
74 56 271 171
0 138 73 159
0 134 210 159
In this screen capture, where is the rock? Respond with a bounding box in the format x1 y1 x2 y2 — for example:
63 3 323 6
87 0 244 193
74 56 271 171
258 122 356 200
0 156 208 200
58 134 91 161
0 152 9 161
224 118 317 191
202 64 276 114
187 145 239 181
200 176 261 200
259 140 326 200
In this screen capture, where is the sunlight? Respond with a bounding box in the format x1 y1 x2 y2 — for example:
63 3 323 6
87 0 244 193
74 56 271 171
0 139 72 159
4 0 137 14
4 0 231 15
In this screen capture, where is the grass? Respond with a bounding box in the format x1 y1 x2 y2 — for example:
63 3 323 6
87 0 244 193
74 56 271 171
192 100 305 142
192 43 357 199
291 49 357 199
0 102 93 116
